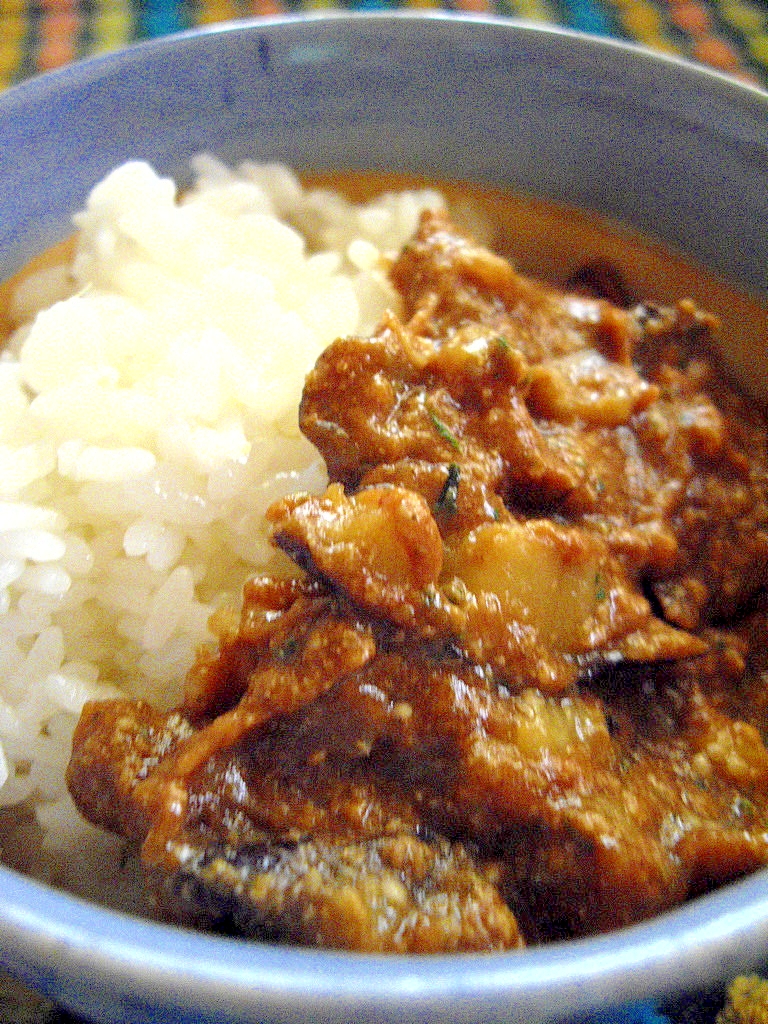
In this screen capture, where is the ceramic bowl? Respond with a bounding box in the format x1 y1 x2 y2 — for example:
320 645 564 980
1 14 767 1023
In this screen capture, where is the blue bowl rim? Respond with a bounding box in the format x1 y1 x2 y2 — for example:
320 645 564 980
3 843 768 1019
4 9 768 108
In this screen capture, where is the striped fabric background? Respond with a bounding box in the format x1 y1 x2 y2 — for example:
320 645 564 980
1 0 767 90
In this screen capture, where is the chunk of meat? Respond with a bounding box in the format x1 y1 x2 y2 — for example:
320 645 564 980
269 483 444 627
390 209 640 365
526 348 658 427
301 313 580 504
269 481 704 692
68 580 768 944
302 211 768 629
66 699 192 843
68 590 523 952
155 835 523 953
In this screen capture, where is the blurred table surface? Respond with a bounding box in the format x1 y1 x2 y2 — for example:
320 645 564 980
0 1 766 1022
0 0 766 90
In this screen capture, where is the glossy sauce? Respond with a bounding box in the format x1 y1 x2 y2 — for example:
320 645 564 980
307 172 768 407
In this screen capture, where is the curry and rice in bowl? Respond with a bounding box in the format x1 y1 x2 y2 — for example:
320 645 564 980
2 150 768 954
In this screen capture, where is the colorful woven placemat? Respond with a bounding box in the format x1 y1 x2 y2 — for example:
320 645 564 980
0 0 767 89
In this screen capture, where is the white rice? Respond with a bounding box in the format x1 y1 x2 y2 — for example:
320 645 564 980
0 157 445 892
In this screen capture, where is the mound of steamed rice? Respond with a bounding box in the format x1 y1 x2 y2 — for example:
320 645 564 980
0 157 444 896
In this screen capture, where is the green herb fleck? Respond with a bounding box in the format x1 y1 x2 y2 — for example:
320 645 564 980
495 335 510 353
594 572 607 602
436 463 461 515
443 576 469 607
733 795 756 819
275 636 299 663
428 409 461 451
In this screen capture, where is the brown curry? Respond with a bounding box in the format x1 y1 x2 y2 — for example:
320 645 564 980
65 195 768 952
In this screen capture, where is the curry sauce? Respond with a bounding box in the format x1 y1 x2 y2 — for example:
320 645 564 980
57 180 768 951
